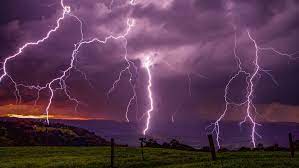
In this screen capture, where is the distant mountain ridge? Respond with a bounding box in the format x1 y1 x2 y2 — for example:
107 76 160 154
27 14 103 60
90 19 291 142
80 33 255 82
1 117 298 148
0 118 110 146
53 119 299 148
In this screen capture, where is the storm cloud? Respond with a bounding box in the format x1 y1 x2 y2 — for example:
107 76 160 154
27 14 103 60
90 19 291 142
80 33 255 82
0 0 298 124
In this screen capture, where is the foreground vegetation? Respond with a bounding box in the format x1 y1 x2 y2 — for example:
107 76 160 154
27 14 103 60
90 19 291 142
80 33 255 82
0 147 298 168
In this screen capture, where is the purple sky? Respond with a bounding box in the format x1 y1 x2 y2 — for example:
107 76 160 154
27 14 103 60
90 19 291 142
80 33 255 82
0 0 299 124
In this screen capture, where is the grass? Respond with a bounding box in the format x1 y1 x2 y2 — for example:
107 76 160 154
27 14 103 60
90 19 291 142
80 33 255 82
0 147 298 168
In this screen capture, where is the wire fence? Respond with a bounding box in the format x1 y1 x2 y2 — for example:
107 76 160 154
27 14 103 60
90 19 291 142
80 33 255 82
105 132 298 168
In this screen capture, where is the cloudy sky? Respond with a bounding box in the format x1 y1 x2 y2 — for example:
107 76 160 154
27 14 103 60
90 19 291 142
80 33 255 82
0 0 298 125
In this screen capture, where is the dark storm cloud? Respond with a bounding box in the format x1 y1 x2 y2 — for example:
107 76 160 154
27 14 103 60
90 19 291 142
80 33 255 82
0 0 59 24
131 0 231 47
0 0 298 123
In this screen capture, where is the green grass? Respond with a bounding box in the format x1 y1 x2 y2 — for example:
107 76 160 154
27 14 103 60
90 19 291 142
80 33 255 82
0 147 298 168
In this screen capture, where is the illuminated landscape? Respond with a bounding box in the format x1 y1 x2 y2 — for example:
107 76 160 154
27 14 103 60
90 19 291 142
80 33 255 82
0 0 298 167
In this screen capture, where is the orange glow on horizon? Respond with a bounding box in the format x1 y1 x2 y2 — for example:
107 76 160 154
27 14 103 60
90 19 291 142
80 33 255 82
0 104 106 121
7 114 53 119
4 114 105 121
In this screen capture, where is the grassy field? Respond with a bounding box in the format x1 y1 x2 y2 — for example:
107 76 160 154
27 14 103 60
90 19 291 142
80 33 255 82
0 147 298 168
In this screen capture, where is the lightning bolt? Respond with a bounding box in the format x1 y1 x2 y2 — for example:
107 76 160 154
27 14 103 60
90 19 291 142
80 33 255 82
0 1 76 124
142 56 154 135
106 36 138 122
239 30 298 148
171 104 182 124
238 30 262 148
207 29 298 149
0 0 136 124
187 73 192 97
105 0 140 123
206 32 251 148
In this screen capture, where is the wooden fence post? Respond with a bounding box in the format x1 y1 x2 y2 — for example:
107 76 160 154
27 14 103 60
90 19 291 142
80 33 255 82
139 138 145 161
289 133 294 158
208 134 217 161
111 138 115 168
141 139 144 160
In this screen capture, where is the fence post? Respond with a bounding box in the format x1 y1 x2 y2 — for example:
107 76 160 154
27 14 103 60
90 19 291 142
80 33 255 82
139 138 146 160
289 133 294 158
111 138 115 168
208 134 217 161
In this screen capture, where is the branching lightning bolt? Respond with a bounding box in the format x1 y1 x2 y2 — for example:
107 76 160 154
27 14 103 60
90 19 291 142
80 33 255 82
238 30 262 148
206 32 251 148
207 29 298 149
106 34 138 123
239 30 298 148
0 0 136 124
104 0 140 123
0 1 76 124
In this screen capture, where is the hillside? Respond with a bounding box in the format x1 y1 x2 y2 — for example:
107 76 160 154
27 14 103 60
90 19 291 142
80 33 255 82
56 119 299 148
0 118 109 146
